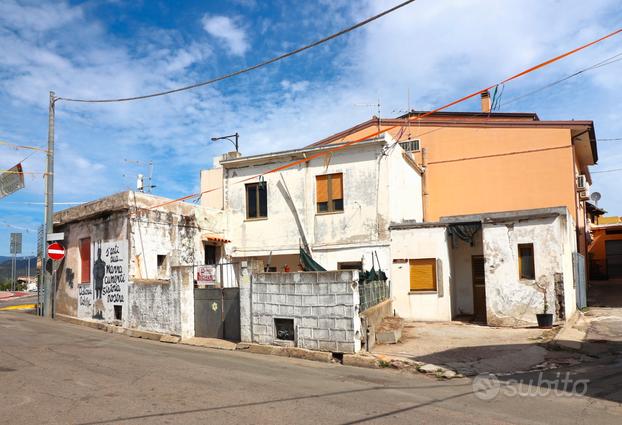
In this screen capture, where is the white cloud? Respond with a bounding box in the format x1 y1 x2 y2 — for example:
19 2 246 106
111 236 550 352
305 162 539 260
1 0 621 223
201 15 249 56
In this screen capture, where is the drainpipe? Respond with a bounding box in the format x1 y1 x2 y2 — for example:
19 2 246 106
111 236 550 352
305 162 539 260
421 148 428 222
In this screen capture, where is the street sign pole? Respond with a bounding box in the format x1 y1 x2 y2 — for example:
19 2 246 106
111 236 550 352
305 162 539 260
42 91 56 318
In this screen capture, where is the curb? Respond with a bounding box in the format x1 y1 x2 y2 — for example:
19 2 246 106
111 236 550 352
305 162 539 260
550 310 586 351
52 314 463 378
56 314 165 342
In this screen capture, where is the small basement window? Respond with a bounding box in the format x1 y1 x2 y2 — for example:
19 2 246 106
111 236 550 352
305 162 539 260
518 243 535 280
274 318 295 341
114 305 122 321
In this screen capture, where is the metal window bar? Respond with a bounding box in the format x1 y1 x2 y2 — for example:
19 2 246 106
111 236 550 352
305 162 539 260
359 279 390 312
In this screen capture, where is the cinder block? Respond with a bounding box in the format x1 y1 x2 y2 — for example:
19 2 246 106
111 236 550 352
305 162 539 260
267 284 280 294
337 341 355 353
295 283 313 294
330 329 347 341
317 271 337 283
329 282 348 294
253 274 268 284
312 306 327 317
313 329 329 340
281 284 295 294
298 327 313 338
318 318 335 329
317 294 335 305
299 273 318 284
279 305 294 315
253 303 265 314
253 324 268 336
315 283 329 295
295 306 312 316
335 294 354 306
318 340 338 352
271 294 286 304
335 318 353 330
256 334 274 345
302 317 318 328
302 295 319 306
300 339 319 350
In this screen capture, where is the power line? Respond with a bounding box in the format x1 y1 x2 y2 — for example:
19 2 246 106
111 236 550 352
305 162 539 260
0 140 48 153
56 0 417 104
597 138 622 141
501 50 622 107
592 168 622 174
148 27 622 210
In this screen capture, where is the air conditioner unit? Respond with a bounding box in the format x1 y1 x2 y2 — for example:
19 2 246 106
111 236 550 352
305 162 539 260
576 174 587 191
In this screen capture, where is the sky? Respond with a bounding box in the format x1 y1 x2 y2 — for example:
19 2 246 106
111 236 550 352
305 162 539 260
1 0 621 256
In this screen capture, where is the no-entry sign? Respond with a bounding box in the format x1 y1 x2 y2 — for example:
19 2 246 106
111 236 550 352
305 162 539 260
47 242 65 261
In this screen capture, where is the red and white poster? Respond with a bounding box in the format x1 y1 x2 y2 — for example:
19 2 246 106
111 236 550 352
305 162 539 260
197 265 216 286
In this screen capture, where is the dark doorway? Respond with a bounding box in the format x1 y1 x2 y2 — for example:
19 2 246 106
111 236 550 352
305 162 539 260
204 244 218 265
606 240 622 279
472 255 486 323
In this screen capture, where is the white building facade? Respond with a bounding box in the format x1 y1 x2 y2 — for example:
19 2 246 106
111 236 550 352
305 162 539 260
201 134 423 274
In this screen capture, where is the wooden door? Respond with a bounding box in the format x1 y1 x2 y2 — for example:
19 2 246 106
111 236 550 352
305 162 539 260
472 256 486 323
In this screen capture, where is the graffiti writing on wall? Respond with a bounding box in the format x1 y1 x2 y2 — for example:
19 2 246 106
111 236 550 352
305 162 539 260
91 239 128 321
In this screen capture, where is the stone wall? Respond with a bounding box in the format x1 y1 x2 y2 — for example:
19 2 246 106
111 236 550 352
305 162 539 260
127 266 195 338
250 271 362 353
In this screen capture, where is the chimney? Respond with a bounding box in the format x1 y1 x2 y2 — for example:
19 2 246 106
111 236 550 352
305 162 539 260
480 90 491 113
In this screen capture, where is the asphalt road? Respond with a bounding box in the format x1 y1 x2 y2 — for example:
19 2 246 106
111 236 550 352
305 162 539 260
0 294 37 309
1 312 621 425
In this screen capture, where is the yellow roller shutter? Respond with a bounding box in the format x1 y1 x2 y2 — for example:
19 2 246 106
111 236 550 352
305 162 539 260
316 175 328 203
409 259 437 291
330 173 343 200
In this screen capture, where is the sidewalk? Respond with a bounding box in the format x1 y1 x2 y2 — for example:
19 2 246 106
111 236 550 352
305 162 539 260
554 307 622 356
373 320 589 376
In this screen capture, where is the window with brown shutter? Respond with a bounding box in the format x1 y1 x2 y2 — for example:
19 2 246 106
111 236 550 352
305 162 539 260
80 238 91 283
409 258 437 291
316 173 343 213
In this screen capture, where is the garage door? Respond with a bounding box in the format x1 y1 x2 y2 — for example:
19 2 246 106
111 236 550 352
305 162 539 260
606 240 622 279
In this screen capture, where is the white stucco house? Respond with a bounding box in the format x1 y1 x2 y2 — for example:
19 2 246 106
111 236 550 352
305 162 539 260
389 207 579 326
201 133 423 274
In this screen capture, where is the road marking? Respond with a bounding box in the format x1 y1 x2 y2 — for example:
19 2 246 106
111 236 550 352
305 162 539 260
0 304 36 311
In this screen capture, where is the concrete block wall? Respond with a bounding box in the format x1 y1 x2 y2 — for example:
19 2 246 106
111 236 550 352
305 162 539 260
250 271 362 353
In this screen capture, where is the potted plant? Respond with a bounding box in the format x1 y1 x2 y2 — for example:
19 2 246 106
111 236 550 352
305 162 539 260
535 281 553 328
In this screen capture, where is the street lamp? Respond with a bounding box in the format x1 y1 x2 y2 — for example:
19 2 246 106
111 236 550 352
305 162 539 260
210 132 239 152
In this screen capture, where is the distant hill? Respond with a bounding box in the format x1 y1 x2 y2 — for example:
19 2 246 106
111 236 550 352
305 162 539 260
0 257 37 282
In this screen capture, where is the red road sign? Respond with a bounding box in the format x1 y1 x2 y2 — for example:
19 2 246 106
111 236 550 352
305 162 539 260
47 242 65 261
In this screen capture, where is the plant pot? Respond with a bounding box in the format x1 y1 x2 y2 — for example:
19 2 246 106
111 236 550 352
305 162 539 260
536 313 553 328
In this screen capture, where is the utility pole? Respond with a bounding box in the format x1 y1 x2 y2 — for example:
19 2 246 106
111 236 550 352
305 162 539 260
42 91 56 318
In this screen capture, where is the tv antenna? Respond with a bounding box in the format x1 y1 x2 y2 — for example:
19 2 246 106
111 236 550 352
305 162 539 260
124 159 156 193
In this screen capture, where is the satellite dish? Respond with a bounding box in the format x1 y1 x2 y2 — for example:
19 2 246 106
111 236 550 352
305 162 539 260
591 192 601 205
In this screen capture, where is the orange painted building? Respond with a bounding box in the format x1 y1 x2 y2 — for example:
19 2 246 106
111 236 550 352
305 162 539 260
589 217 622 281
310 94 598 257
